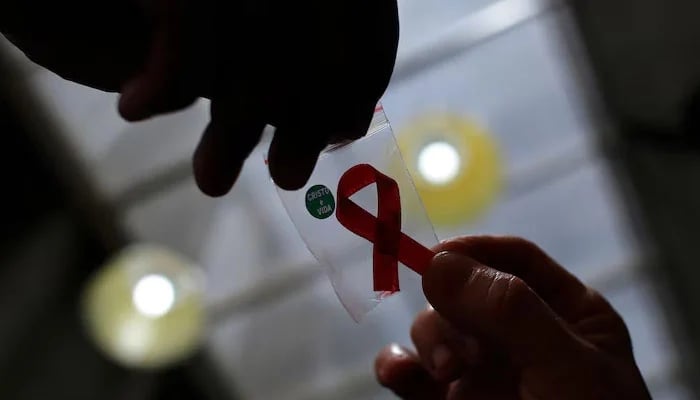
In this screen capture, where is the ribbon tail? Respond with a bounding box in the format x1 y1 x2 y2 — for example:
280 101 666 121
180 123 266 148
398 234 436 276
373 251 400 293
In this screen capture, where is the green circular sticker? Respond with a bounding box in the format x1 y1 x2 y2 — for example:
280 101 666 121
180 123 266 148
305 185 335 219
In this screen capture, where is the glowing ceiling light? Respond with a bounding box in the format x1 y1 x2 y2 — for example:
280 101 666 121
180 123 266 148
132 274 176 318
417 141 461 185
82 245 205 369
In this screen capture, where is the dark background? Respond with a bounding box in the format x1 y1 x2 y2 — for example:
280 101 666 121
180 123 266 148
0 54 234 400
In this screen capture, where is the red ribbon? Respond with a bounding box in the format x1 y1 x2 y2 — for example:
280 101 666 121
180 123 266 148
336 164 436 293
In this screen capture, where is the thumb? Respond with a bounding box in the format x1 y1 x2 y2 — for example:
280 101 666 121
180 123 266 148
423 251 582 368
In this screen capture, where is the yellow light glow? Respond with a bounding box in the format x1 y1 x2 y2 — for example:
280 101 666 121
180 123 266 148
82 245 205 369
396 114 502 226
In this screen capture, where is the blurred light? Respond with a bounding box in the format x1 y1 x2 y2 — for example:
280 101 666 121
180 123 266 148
396 114 502 226
132 274 176 318
82 244 205 369
418 141 461 185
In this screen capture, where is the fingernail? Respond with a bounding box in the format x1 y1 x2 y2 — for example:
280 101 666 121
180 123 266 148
118 81 153 121
431 251 460 266
119 86 144 121
118 82 138 112
430 251 481 275
431 345 453 379
119 81 138 104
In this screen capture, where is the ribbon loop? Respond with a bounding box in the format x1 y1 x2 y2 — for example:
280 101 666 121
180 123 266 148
336 164 436 293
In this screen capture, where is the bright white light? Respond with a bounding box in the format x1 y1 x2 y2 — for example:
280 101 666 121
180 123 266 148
132 274 175 318
418 141 461 185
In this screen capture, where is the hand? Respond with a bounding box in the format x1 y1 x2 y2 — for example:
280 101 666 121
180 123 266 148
1 0 399 195
375 236 652 399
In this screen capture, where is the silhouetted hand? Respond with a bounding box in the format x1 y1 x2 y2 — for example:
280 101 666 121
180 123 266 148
375 236 652 400
1 0 399 195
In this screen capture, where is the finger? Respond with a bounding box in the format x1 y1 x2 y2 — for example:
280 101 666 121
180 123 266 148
267 99 379 191
375 344 447 399
325 100 377 144
410 308 479 382
193 98 265 197
118 0 197 121
434 236 591 322
423 251 584 368
267 126 328 191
